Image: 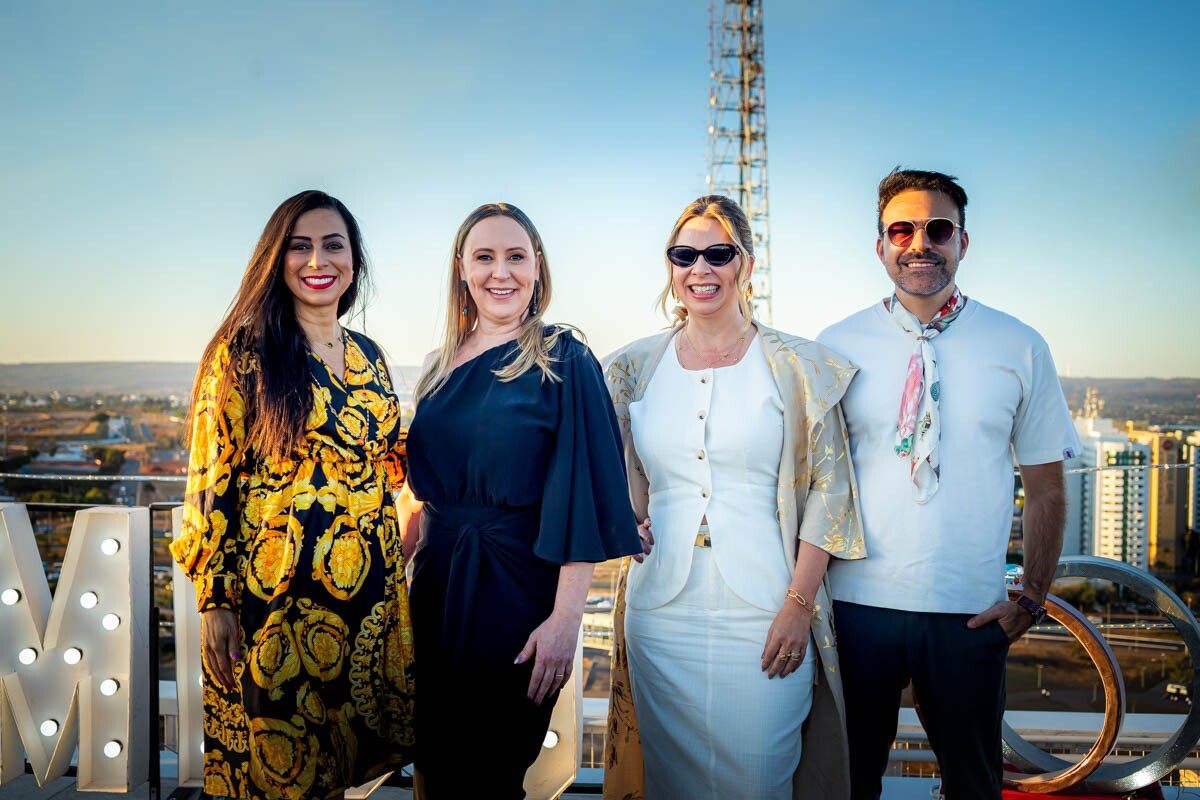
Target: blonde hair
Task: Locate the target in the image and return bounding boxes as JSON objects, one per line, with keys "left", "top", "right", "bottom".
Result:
{"left": 416, "top": 203, "right": 567, "bottom": 400}
{"left": 656, "top": 195, "right": 756, "bottom": 327}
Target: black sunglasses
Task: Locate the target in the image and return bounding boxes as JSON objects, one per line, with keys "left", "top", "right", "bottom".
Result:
{"left": 666, "top": 244, "right": 739, "bottom": 268}
{"left": 884, "top": 218, "right": 962, "bottom": 247}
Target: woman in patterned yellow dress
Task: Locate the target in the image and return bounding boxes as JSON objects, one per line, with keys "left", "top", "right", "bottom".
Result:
{"left": 170, "top": 190, "right": 415, "bottom": 800}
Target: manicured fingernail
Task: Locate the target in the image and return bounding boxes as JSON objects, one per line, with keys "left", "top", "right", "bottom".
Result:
{"left": 230, "top": 652, "right": 242, "bottom": 661}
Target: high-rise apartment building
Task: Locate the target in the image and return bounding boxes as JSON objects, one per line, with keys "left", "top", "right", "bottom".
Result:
{"left": 1068, "top": 416, "right": 1151, "bottom": 570}
{"left": 1063, "top": 464, "right": 1084, "bottom": 558}
{"left": 1128, "top": 428, "right": 1188, "bottom": 575}
{"left": 1187, "top": 432, "right": 1200, "bottom": 570}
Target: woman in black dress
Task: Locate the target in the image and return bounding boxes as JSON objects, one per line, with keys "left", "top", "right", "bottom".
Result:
{"left": 400, "top": 203, "right": 643, "bottom": 798}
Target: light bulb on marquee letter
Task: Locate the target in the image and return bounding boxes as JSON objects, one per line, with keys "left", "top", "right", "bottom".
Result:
{"left": 79, "top": 591, "right": 99, "bottom": 608}
{"left": 63, "top": 647, "right": 83, "bottom": 665}
{"left": 100, "top": 538, "right": 121, "bottom": 555}
{"left": 18, "top": 647, "right": 38, "bottom": 664}
{"left": 101, "top": 613, "right": 120, "bottom": 630}
{"left": 1, "top": 588, "right": 19, "bottom": 605}
{"left": 103, "top": 741, "right": 123, "bottom": 758}
{"left": 40, "top": 720, "right": 59, "bottom": 737}
{"left": 100, "top": 678, "right": 120, "bottom": 696}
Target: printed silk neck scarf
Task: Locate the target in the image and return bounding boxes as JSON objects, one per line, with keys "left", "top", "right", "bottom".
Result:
{"left": 887, "top": 288, "right": 967, "bottom": 503}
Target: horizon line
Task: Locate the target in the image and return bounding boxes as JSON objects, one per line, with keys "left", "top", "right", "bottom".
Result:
{"left": 1, "top": 360, "right": 1199, "bottom": 382}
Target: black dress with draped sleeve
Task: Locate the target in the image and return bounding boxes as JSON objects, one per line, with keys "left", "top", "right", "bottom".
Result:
{"left": 406, "top": 329, "right": 641, "bottom": 798}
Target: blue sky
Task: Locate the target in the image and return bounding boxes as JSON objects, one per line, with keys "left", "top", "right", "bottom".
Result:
{"left": 3, "top": 1, "right": 1197, "bottom": 377}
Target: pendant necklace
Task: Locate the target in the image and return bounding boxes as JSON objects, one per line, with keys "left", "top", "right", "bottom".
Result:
{"left": 324, "top": 328, "right": 345, "bottom": 349}
{"left": 683, "top": 324, "right": 748, "bottom": 368}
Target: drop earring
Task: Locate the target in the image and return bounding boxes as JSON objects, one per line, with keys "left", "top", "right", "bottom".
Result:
{"left": 528, "top": 280, "right": 539, "bottom": 317}
{"left": 459, "top": 280, "right": 469, "bottom": 327}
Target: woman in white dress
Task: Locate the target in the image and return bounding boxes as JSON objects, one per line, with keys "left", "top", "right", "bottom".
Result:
{"left": 603, "top": 196, "right": 866, "bottom": 800}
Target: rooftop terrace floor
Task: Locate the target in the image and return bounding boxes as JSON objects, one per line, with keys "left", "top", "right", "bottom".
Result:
{"left": 7, "top": 775, "right": 1199, "bottom": 800}
{"left": 0, "top": 775, "right": 947, "bottom": 800}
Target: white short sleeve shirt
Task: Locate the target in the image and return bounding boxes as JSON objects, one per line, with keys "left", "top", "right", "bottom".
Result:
{"left": 817, "top": 299, "right": 1081, "bottom": 614}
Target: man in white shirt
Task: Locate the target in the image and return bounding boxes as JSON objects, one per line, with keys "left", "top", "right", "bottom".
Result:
{"left": 817, "top": 168, "right": 1080, "bottom": 799}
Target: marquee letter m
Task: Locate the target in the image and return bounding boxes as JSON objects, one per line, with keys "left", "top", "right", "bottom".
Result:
{"left": 0, "top": 503, "right": 149, "bottom": 791}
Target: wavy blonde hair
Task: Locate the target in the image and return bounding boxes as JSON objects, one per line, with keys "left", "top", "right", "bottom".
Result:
{"left": 656, "top": 195, "right": 756, "bottom": 327}
{"left": 416, "top": 203, "right": 567, "bottom": 400}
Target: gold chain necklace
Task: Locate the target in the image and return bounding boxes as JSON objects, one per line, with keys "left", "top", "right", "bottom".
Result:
{"left": 323, "top": 327, "right": 345, "bottom": 349}
{"left": 682, "top": 324, "right": 748, "bottom": 368}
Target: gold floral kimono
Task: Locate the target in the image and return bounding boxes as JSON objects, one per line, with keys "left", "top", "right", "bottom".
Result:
{"left": 170, "top": 332, "right": 415, "bottom": 800}
{"left": 602, "top": 322, "right": 864, "bottom": 800}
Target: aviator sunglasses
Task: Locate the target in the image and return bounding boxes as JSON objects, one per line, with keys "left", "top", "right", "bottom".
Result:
{"left": 666, "top": 243, "right": 740, "bottom": 268}
{"left": 884, "top": 218, "right": 962, "bottom": 248}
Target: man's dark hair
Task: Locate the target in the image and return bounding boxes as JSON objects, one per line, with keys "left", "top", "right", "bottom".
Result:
{"left": 877, "top": 167, "right": 968, "bottom": 234}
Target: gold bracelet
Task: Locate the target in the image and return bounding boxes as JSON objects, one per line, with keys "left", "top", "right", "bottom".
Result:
{"left": 786, "top": 589, "right": 821, "bottom": 620}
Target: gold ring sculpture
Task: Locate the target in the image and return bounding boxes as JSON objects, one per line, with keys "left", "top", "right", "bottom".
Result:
{"left": 1000, "top": 586, "right": 1125, "bottom": 793}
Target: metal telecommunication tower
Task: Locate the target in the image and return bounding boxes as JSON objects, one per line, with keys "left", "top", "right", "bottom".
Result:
{"left": 706, "top": 0, "right": 772, "bottom": 323}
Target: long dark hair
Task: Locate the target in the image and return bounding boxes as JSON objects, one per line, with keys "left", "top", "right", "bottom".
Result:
{"left": 187, "top": 190, "right": 371, "bottom": 460}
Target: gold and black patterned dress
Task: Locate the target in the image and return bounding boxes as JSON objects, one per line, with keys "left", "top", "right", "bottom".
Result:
{"left": 170, "top": 331, "right": 415, "bottom": 800}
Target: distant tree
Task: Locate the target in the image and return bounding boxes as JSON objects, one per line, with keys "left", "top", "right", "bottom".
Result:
{"left": 0, "top": 452, "right": 34, "bottom": 472}
{"left": 1183, "top": 530, "right": 1200, "bottom": 577}
{"left": 1053, "top": 581, "right": 1098, "bottom": 610}
{"left": 28, "top": 489, "right": 63, "bottom": 504}
{"left": 83, "top": 487, "right": 109, "bottom": 504}
{"left": 1167, "top": 654, "right": 1193, "bottom": 685}
{"left": 87, "top": 447, "right": 125, "bottom": 474}
{"left": 91, "top": 411, "right": 110, "bottom": 424}
{"left": 1054, "top": 583, "right": 1080, "bottom": 606}
{"left": 155, "top": 434, "right": 183, "bottom": 450}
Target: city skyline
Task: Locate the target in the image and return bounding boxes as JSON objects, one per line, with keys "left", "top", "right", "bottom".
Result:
{"left": 3, "top": 1, "right": 1198, "bottom": 377}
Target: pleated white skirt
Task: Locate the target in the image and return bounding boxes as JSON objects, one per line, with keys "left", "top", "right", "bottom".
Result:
{"left": 624, "top": 546, "right": 816, "bottom": 800}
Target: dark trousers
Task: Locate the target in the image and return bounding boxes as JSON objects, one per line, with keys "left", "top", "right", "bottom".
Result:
{"left": 834, "top": 601, "right": 1010, "bottom": 800}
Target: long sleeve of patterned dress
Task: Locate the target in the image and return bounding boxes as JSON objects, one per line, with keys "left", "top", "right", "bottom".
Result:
{"left": 170, "top": 342, "right": 250, "bottom": 612}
